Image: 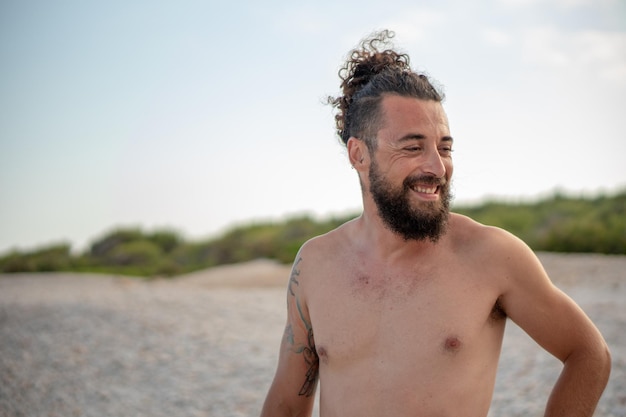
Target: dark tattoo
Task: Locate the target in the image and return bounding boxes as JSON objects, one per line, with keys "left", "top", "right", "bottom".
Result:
{"left": 284, "top": 324, "right": 295, "bottom": 345}
{"left": 298, "top": 327, "right": 319, "bottom": 397}
{"left": 288, "top": 257, "right": 302, "bottom": 296}
{"left": 285, "top": 256, "right": 319, "bottom": 397}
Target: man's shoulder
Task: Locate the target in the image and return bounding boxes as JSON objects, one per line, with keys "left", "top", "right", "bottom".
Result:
{"left": 446, "top": 213, "right": 541, "bottom": 286}
{"left": 299, "top": 220, "right": 353, "bottom": 258}
{"left": 448, "top": 212, "right": 492, "bottom": 236}
{"left": 448, "top": 212, "right": 526, "bottom": 253}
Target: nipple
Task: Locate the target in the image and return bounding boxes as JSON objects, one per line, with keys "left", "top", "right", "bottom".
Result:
{"left": 443, "top": 336, "right": 462, "bottom": 352}
{"left": 317, "top": 345, "right": 329, "bottom": 364}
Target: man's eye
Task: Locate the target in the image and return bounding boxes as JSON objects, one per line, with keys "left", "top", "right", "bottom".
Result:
{"left": 405, "top": 146, "right": 422, "bottom": 152}
{"left": 439, "top": 147, "right": 454, "bottom": 155}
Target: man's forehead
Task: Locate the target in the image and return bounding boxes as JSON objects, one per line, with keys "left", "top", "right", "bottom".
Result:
{"left": 379, "top": 95, "right": 450, "bottom": 134}
{"left": 381, "top": 94, "right": 446, "bottom": 116}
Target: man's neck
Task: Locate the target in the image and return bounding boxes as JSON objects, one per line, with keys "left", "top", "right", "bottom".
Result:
{"left": 354, "top": 210, "right": 445, "bottom": 262}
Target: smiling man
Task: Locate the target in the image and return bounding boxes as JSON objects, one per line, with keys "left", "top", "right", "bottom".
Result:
{"left": 260, "top": 30, "right": 610, "bottom": 417}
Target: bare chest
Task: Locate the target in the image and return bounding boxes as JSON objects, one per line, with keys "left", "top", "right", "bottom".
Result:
{"left": 307, "top": 264, "right": 504, "bottom": 367}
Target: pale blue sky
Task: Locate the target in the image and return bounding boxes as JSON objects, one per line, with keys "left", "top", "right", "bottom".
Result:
{"left": 1, "top": 0, "right": 625, "bottom": 253}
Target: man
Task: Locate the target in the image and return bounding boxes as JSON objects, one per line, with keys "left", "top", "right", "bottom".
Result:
{"left": 260, "top": 30, "right": 610, "bottom": 417}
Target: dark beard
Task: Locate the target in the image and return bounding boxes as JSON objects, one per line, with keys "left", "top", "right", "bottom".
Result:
{"left": 369, "top": 160, "right": 452, "bottom": 242}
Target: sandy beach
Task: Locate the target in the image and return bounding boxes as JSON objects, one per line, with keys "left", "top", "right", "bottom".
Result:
{"left": 1, "top": 253, "right": 625, "bottom": 417}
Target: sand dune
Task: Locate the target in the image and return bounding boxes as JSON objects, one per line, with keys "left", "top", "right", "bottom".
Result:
{"left": 177, "top": 258, "right": 292, "bottom": 288}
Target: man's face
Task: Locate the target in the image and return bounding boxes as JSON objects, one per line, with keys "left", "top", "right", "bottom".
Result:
{"left": 369, "top": 157, "right": 452, "bottom": 242}
{"left": 366, "top": 96, "right": 454, "bottom": 242}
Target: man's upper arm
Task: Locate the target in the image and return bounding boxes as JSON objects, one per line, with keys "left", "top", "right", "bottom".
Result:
{"left": 498, "top": 233, "right": 607, "bottom": 362}
{"left": 261, "top": 254, "right": 318, "bottom": 416}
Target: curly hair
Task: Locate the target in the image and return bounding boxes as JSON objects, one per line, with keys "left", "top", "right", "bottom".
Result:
{"left": 328, "top": 30, "right": 445, "bottom": 150}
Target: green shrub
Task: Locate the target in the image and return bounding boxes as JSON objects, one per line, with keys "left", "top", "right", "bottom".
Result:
{"left": 1, "top": 190, "right": 623, "bottom": 277}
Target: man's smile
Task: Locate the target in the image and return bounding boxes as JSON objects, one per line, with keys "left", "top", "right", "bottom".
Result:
{"left": 406, "top": 178, "right": 447, "bottom": 201}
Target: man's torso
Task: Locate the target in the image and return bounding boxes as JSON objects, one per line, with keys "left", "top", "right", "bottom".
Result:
{"left": 301, "top": 214, "right": 509, "bottom": 416}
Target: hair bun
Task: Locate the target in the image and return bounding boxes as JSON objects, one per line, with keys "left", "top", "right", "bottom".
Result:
{"left": 341, "top": 30, "right": 411, "bottom": 99}
{"left": 328, "top": 30, "right": 412, "bottom": 143}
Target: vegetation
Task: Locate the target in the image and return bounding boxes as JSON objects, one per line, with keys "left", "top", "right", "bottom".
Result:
{"left": 1, "top": 191, "right": 624, "bottom": 277}
{"left": 454, "top": 191, "right": 626, "bottom": 254}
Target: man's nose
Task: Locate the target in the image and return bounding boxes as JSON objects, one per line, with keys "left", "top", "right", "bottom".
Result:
{"left": 422, "top": 149, "right": 447, "bottom": 178}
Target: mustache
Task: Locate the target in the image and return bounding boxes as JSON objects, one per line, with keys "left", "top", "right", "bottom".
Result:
{"left": 404, "top": 175, "right": 447, "bottom": 189}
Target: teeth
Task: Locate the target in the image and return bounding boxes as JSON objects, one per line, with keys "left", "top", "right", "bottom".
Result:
{"left": 416, "top": 186, "right": 437, "bottom": 194}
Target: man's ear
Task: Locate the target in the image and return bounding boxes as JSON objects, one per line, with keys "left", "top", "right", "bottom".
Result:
{"left": 347, "top": 137, "right": 368, "bottom": 170}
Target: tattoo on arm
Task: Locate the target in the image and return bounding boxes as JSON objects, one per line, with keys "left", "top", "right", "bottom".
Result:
{"left": 298, "top": 326, "right": 319, "bottom": 397}
{"left": 288, "top": 257, "right": 302, "bottom": 296}
{"left": 284, "top": 257, "right": 319, "bottom": 397}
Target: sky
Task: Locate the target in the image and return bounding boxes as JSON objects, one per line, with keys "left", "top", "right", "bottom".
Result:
{"left": 1, "top": 0, "right": 625, "bottom": 254}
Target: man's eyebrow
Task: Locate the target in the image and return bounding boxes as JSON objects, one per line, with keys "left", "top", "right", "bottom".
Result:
{"left": 397, "top": 134, "right": 454, "bottom": 143}
{"left": 442, "top": 136, "right": 454, "bottom": 143}
{"left": 397, "top": 133, "right": 426, "bottom": 142}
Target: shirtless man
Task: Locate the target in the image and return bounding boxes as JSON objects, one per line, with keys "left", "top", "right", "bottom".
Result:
{"left": 260, "top": 30, "right": 610, "bottom": 417}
